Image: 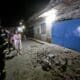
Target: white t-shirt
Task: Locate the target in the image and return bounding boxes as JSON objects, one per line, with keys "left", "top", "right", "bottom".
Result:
{"left": 13, "top": 33, "right": 22, "bottom": 49}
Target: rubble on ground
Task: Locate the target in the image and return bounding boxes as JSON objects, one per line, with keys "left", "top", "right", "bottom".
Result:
{"left": 5, "top": 41, "right": 80, "bottom": 80}
{"left": 36, "top": 45, "right": 80, "bottom": 80}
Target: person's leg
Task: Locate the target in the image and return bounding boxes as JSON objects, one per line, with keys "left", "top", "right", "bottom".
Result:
{"left": 18, "top": 40, "right": 22, "bottom": 55}
{"left": 14, "top": 41, "right": 19, "bottom": 55}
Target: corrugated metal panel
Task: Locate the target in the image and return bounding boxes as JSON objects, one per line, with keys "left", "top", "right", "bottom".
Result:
{"left": 51, "top": 19, "right": 80, "bottom": 52}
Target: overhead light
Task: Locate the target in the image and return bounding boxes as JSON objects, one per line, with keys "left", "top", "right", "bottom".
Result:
{"left": 17, "top": 25, "right": 25, "bottom": 32}
{"left": 39, "top": 8, "right": 57, "bottom": 32}
{"left": 39, "top": 8, "right": 57, "bottom": 24}
{"left": 39, "top": 8, "right": 57, "bottom": 18}
{"left": 45, "top": 14, "right": 56, "bottom": 24}
{"left": 17, "top": 27, "right": 23, "bottom": 32}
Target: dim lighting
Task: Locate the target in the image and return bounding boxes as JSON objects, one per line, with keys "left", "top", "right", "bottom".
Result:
{"left": 22, "top": 25, "right": 25, "bottom": 29}
{"left": 19, "top": 22, "right": 22, "bottom": 25}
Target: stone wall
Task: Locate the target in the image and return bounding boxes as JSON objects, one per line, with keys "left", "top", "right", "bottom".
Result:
{"left": 32, "top": 0, "right": 80, "bottom": 42}
{"left": 56, "top": 0, "right": 80, "bottom": 20}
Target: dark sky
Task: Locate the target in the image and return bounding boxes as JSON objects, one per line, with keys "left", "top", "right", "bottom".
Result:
{"left": 0, "top": 0, "right": 50, "bottom": 27}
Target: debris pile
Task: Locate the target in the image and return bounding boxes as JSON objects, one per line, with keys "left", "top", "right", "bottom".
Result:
{"left": 37, "top": 46, "right": 80, "bottom": 80}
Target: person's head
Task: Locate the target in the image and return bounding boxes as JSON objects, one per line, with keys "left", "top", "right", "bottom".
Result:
{"left": 15, "top": 31, "right": 18, "bottom": 34}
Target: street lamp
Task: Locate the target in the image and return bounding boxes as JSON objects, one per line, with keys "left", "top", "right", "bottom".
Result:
{"left": 39, "top": 8, "right": 57, "bottom": 31}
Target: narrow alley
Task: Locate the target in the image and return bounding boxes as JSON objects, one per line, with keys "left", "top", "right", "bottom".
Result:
{"left": 0, "top": 0, "right": 80, "bottom": 80}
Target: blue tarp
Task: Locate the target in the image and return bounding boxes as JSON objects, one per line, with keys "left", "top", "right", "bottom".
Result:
{"left": 51, "top": 19, "right": 80, "bottom": 52}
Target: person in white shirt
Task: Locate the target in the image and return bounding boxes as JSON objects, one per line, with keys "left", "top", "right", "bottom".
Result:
{"left": 13, "top": 31, "right": 22, "bottom": 55}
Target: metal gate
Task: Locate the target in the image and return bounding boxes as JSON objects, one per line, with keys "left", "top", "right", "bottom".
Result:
{"left": 51, "top": 19, "right": 80, "bottom": 52}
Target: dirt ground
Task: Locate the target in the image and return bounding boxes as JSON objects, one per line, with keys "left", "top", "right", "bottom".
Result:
{"left": 5, "top": 40, "right": 80, "bottom": 80}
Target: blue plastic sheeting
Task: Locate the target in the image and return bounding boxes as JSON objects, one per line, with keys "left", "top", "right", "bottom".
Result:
{"left": 51, "top": 19, "right": 80, "bottom": 52}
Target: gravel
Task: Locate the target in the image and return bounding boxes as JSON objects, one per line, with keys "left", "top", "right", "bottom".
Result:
{"left": 5, "top": 40, "right": 80, "bottom": 80}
